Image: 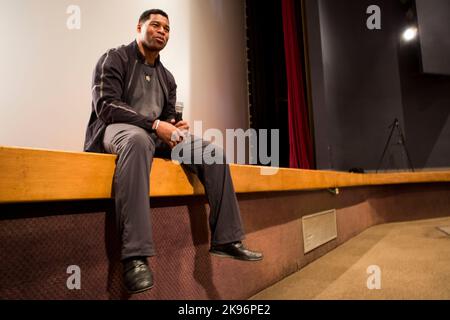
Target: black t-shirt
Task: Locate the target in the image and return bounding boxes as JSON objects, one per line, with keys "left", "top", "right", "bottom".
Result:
{"left": 129, "top": 63, "right": 164, "bottom": 121}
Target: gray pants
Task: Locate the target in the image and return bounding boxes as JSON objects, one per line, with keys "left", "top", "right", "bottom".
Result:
{"left": 103, "top": 123, "right": 245, "bottom": 260}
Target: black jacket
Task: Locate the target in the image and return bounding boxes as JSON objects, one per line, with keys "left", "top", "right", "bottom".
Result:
{"left": 83, "top": 41, "right": 177, "bottom": 153}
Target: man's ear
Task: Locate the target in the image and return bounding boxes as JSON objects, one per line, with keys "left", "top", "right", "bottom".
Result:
{"left": 137, "top": 23, "right": 142, "bottom": 33}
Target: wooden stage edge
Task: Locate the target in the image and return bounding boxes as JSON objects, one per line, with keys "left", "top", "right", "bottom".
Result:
{"left": 1, "top": 145, "right": 449, "bottom": 203}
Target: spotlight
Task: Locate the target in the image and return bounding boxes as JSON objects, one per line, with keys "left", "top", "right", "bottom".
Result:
{"left": 402, "top": 27, "right": 418, "bottom": 41}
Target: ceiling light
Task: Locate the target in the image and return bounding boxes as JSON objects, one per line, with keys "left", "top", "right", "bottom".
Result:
{"left": 402, "top": 27, "right": 418, "bottom": 41}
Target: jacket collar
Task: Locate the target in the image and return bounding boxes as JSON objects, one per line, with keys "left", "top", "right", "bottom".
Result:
{"left": 132, "top": 40, "right": 160, "bottom": 65}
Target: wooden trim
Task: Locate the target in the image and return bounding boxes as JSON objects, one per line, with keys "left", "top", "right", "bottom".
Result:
{"left": 1, "top": 146, "right": 449, "bottom": 203}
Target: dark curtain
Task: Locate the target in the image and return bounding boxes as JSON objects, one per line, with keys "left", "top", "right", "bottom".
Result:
{"left": 246, "top": 0, "right": 289, "bottom": 168}
{"left": 281, "top": 0, "right": 314, "bottom": 169}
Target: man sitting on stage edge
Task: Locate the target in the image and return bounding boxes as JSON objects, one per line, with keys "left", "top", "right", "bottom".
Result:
{"left": 83, "top": 9, "right": 263, "bottom": 294}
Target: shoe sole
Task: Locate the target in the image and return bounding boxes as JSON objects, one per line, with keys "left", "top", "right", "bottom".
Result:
{"left": 127, "top": 283, "right": 154, "bottom": 294}
{"left": 209, "top": 250, "right": 263, "bottom": 261}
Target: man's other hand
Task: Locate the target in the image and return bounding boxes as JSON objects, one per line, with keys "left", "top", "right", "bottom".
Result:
{"left": 174, "top": 120, "right": 190, "bottom": 131}
{"left": 156, "top": 120, "right": 182, "bottom": 148}
{"left": 172, "top": 119, "right": 190, "bottom": 143}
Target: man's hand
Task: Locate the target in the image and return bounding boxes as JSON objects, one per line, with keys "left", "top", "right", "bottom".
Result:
{"left": 175, "top": 120, "right": 190, "bottom": 131}
{"left": 155, "top": 120, "right": 183, "bottom": 148}
{"left": 172, "top": 119, "right": 190, "bottom": 142}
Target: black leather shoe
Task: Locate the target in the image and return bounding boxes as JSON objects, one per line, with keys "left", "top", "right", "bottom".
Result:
{"left": 210, "top": 242, "right": 263, "bottom": 261}
{"left": 122, "top": 258, "right": 154, "bottom": 294}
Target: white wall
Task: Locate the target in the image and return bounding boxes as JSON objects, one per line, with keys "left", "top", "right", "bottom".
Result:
{"left": 0, "top": 0, "right": 249, "bottom": 151}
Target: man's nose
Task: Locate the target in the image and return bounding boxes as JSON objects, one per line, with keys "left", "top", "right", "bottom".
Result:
{"left": 157, "top": 27, "right": 167, "bottom": 35}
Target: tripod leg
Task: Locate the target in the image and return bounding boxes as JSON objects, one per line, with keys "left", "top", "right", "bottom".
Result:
{"left": 398, "top": 127, "right": 415, "bottom": 172}
{"left": 376, "top": 123, "right": 397, "bottom": 173}
{"left": 405, "top": 148, "right": 415, "bottom": 172}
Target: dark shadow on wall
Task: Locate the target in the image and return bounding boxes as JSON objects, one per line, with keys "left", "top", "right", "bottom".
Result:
{"left": 306, "top": 0, "right": 450, "bottom": 171}
{"left": 246, "top": 0, "right": 290, "bottom": 168}
{"left": 186, "top": 203, "right": 221, "bottom": 299}
{"left": 375, "top": 0, "right": 450, "bottom": 170}
{"left": 104, "top": 204, "right": 130, "bottom": 300}
{"left": 396, "top": 4, "right": 450, "bottom": 169}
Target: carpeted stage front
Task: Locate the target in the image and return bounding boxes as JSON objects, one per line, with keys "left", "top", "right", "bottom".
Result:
{"left": 1, "top": 146, "right": 449, "bottom": 299}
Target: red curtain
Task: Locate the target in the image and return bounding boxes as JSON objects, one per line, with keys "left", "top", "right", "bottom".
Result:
{"left": 281, "top": 0, "right": 314, "bottom": 169}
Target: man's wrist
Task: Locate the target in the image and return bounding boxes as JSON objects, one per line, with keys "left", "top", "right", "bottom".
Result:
{"left": 152, "top": 119, "right": 161, "bottom": 132}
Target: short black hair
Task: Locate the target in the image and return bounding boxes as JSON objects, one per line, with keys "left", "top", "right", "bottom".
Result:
{"left": 139, "top": 9, "right": 169, "bottom": 24}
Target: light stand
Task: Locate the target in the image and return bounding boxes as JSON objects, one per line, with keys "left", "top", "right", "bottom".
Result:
{"left": 376, "top": 118, "right": 415, "bottom": 173}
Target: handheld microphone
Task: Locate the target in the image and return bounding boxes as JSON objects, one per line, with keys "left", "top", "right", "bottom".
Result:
{"left": 175, "top": 101, "right": 184, "bottom": 123}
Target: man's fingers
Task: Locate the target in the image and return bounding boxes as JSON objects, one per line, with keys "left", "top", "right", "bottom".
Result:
{"left": 170, "top": 130, "right": 180, "bottom": 143}
{"left": 175, "top": 121, "right": 185, "bottom": 127}
{"left": 175, "top": 121, "right": 190, "bottom": 130}
{"left": 179, "top": 129, "right": 189, "bottom": 140}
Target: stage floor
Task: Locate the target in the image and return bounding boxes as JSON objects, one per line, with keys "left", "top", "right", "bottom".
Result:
{"left": 251, "top": 216, "right": 450, "bottom": 300}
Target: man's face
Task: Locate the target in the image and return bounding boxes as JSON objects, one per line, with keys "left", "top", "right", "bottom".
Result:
{"left": 137, "top": 14, "right": 170, "bottom": 52}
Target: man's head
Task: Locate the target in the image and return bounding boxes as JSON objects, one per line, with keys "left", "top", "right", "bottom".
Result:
{"left": 137, "top": 9, "right": 170, "bottom": 53}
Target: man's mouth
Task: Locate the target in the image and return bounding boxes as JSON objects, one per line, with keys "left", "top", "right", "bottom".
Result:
{"left": 155, "top": 37, "right": 165, "bottom": 43}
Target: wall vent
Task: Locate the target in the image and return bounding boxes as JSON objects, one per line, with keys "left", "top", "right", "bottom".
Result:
{"left": 302, "top": 209, "right": 337, "bottom": 253}
{"left": 437, "top": 226, "right": 450, "bottom": 236}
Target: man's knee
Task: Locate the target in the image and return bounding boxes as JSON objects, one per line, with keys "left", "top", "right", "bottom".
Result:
{"left": 123, "top": 130, "right": 155, "bottom": 154}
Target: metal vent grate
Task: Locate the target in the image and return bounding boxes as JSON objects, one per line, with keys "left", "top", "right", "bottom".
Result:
{"left": 437, "top": 226, "right": 450, "bottom": 236}
{"left": 302, "top": 209, "right": 337, "bottom": 253}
